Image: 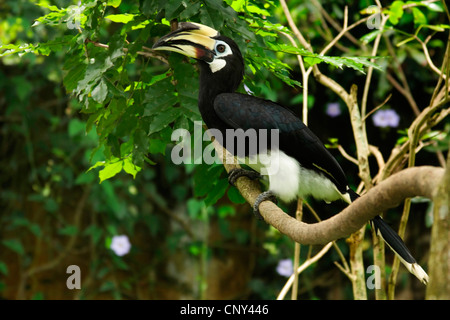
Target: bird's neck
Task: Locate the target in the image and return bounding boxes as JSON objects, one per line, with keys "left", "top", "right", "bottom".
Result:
{"left": 197, "top": 62, "right": 242, "bottom": 128}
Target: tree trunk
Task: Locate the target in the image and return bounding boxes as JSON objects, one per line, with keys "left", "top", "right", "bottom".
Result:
{"left": 426, "top": 150, "right": 450, "bottom": 299}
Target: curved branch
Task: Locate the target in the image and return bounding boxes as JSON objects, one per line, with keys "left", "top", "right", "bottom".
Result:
{"left": 277, "top": 242, "right": 334, "bottom": 300}
{"left": 214, "top": 140, "right": 444, "bottom": 245}
{"left": 260, "top": 166, "right": 442, "bottom": 245}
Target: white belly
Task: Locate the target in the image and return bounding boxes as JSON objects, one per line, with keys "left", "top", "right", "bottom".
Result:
{"left": 241, "top": 150, "right": 343, "bottom": 204}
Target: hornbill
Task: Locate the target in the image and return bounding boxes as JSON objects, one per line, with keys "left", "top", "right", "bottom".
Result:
{"left": 153, "top": 22, "right": 429, "bottom": 285}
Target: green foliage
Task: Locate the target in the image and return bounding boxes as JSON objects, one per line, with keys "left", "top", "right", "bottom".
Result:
{"left": 1, "top": 0, "right": 448, "bottom": 300}
{"left": 0, "top": 0, "right": 385, "bottom": 186}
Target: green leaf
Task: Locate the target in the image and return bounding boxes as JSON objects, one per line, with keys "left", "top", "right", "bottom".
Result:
{"left": 200, "top": 5, "right": 224, "bottom": 30}
{"left": 421, "top": 24, "right": 450, "bottom": 32}
{"left": 101, "top": 181, "right": 122, "bottom": 216}
{"left": 189, "top": 244, "right": 201, "bottom": 256}
{"left": 411, "top": 7, "right": 427, "bottom": 26}
{"left": 388, "top": 1, "right": 404, "bottom": 25}
{"left": 2, "top": 239, "right": 25, "bottom": 255}
{"left": 132, "top": 128, "right": 149, "bottom": 167}
{"left": 108, "top": 34, "right": 125, "bottom": 61}
{"left": 75, "top": 171, "right": 96, "bottom": 185}
{"left": 68, "top": 118, "right": 86, "bottom": 137}
{"left": 304, "top": 55, "right": 382, "bottom": 74}
{"left": 88, "top": 160, "right": 107, "bottom": 172}
{"left": 230, "top": 0, "right": 245, "bottom": 12}
{"left": 267, "top": 43, "right": 382, "bottom": 74}
{"left": 180, "top": 2, "right": 201, "bottom": 20}
{"left": 28, "top": 223, "right": 42, "bottom": 237}
{"left": 75, "top": 55, "right": 114, "bottom": 99}
{"left": 340, "top": 56, "right": 383, "bottom": 73}
{"left": 31, "top": 292, "right": 45, "bottom": 300}
{"left": 217, "top": 205, "right": 236, "bottom": 218}
{"left": 360, "top": 30, "right": 382, "bottom": 44}
{"left": 144, "top": 78, "right": 179, "bottom": 117}
{"left": 105, "top": 14, "right": 136, "bottom": 24}
{"left": 165, "top": 1, "right": 184, "bottom": 20}
{"left": 0, "top": 261, "right": 8, "bottom": 276}
{"left": 84, "top": 225, "right": 103, "bottom": 245}
{"left": 12, "top": 76, "right": 33, "bottom": 101}
{"left": 99, "top": 159, "right": 123, "bottom": 183}
{"left": 123, "top": 157, "right": 142, "bottom": 179}
{"left": 194, "top": 164, "right": 212, "bottom": 197}
{"left": 227, "top": 186, "right": 246, "bottom": 204}
{"left": 58, "top": 225, "right": 78, "bottom": 236}
{"left": 115, "top": 104, "right": 139, "bottom": 138}
{"left": 204, "top": 178, "right": 229, "bottom": 206}
{"left": 148, "top": 138, "right": 167, "bottom": 155}
{"left": 148, "top": 107, "right": 183, "bottom": 135}
{"left": 95, "top": 98, "right": 126, "bottom": 139}
{"left": 420, "top": 2, "right": 443, "bottom": 12}
{"left": 112, "top": 254, "right": 129, "bottom": 270}
{"left": 91, "top": 79, "right": 108, "bottom": 103}
{"left": 194, "top": 164, "right": 224, "bottom": 197}
{"left": 302, "top": 55, "right": 321, "bottom": 68}
{"left": 107, "top": 0, "right": 122, "bottom": 8}
{"left": 187, "top": 198, "right": 204, "bottom": 219}
{"left": 63, "top": 63, "right": 87, "bottom": 92}
{"left": 247, "top": 4, "right": 271, "bottom": 16}
{"left": 34, "top": 2, "right": 62, "bottom": 12}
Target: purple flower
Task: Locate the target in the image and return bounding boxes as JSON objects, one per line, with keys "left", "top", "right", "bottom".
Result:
{"left": 372, "top": 109, "right": 400, "bottom": 128}
{"left": 110, "top": 235, "right": 131, "bottom": 256}
{"left": 276, "top": 259, "right": 293, "bottom": 277}
{"left": 326, "top": 102, "right": 341, "bottom": 117}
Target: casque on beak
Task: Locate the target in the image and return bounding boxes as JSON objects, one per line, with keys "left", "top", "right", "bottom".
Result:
{"left": 152, "top": 22, "right": 219, "bottom": 62}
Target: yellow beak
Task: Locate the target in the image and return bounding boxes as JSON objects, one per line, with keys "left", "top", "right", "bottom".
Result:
{"left": 152, "top": 22, "right": 219, "bottom": 62}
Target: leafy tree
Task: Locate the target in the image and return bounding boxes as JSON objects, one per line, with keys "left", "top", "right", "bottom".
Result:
{"left": 1, "top": 0, "right": 448, "bottom": 300}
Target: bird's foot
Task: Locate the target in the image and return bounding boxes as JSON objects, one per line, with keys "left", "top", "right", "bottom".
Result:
{"left": 253, "top": 191, "right": 278, "bottom": 221}
{"left": 228, "top": 168, "right": 261, "bottom": 187}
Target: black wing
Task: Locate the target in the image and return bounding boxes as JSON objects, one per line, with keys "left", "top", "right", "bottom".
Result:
{"left": 214, "top": 92, "right": 349, "bottom": 193}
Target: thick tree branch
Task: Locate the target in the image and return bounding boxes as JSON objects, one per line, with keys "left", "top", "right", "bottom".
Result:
{"left": 264, "top": 166, "right": 442, "bottom": 245}
{"left": 214, "top": 139, "right": 444, "bottom": 245}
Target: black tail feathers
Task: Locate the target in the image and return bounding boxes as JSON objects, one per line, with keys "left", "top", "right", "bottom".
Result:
{"left": 345, "top": 188, "right": 428, "bottom": 284}
{"left": 370, "top": 216, "right": 416, "bottom": 264}
{"left": 370, "top": 216, "right": 429, "bottom": 284}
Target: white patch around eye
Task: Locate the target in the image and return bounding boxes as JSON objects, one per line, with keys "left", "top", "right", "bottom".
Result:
{"left": 207, "top": 40, "right": 232, "bottom": 73}
{"left": 214, "top": 40, "right": 232, "bottom": 58}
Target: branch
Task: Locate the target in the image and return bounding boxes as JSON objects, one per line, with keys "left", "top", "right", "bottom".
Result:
{"left": 214, "top": 138, "right": 444, "bottom": 245}
{"left": 84, "top": 39, "right": 169, "bottom": 64}
{"left": 17, "top": 186, "right": 90, "bottom": 299}
{"left": 277, "top": 242, "right": 333, "bottom": 300}
{"left": 416, "top": 36, "right": 448, "bottom": 80}
{"left": 381, "top": 96, "right": 450, "bottom": 180}
{"left": 384, "top": 37, "right": 421, "bottom": 116}
{"left": 311, "top": 0, "right": 362, "bottom": 48}
{"left": 273, "top": 166, "right": 442, "bottom": 245}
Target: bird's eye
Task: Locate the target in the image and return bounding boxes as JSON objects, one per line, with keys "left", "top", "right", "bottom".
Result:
{"left": 216, "top": 44, "right": 226, "bottom": 53}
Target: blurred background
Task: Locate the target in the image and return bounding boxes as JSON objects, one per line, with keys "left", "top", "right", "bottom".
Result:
{"left": 0, "top": 0, "right": 448, "bottom": 299}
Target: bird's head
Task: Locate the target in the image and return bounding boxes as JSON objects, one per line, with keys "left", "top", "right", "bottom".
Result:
{"left": 153, "top": 22, "right": 244, "bottom": 82}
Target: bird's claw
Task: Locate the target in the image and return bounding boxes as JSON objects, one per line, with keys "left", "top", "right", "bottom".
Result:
{"left": 253, "top": 191, "right": 278, "bottom": 221}
{"left": 228, "top": 168, "right": 261, "bottom": 187}
{"left": 228, "top": 169, "right": 276, "bottom": 221}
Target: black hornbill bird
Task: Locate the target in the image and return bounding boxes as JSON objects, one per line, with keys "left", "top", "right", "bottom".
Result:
{"left": 153, "top": 22, "right": 428, "bottom": 284}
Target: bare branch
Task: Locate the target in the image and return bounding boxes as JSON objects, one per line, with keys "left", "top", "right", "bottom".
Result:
{"left": 277, "top": 242, "right": 333, "bottom": 300}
